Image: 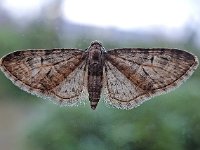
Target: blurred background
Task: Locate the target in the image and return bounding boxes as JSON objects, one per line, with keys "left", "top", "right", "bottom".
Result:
{"left": 0, "top": 0, "right": 200, "bottom": 150}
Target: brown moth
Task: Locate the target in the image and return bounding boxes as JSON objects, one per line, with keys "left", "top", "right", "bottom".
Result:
{"left": 0, "top": 41, "right": 199, "bottom": 110}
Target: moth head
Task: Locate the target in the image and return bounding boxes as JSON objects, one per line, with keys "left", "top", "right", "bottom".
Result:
{"left": 86, "top": 40, "right": 106, "bottom": 53}
{"left": 90, "top": 40, "right": 102, "bottom": 47}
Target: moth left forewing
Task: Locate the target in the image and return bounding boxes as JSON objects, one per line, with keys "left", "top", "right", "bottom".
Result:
{"left": 103, "top": 48, "right": 198, "bottom": 109}
{"left": 0, "top": 49, "right": 88, "bottom": 106}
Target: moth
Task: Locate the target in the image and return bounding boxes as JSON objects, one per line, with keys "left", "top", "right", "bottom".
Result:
{"left": 0, "top": 41, "right": 198, "bottom": 110}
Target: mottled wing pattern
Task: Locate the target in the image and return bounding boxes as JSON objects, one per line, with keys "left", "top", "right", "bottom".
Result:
{"left": 0, "top": 49, "right": 88, "bottom": 106}
{"left": 104, "top": 48, "right": 198, "bottom": 109}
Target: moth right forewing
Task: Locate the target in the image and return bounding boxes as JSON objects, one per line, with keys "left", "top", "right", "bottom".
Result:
{"left": 103, "top": 48, "right": 198, "bottom": 109}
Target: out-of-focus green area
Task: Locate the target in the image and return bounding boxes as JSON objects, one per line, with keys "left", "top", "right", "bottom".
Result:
{"left": 0, "top": 2, "right": 200, "bottom": 150}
